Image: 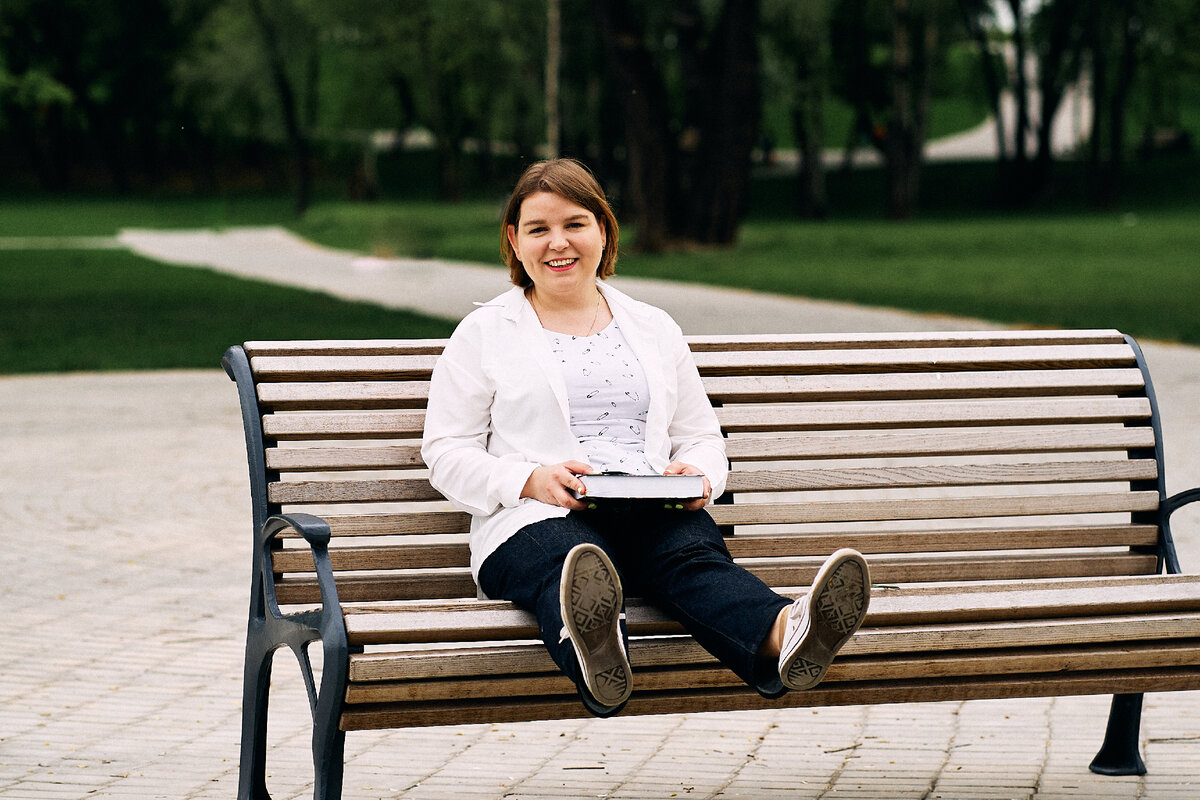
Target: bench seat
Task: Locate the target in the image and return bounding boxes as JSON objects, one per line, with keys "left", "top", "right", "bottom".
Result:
{"left": 223, "top": 329, "right": 1200, "bottom": 799}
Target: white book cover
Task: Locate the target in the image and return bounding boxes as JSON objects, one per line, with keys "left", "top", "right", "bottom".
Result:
{"left": 574, "top": 473, "right": 705, "bottom": 500}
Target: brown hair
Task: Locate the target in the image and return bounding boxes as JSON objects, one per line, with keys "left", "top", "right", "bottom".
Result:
{"left": 501, "top": 158, "right": 620, "bottom": 287}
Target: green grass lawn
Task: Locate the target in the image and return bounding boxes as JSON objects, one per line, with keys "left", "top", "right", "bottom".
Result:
{"left": 3, "top": 152, "right": 1198, "bottom": 375}
{"left": 289, "top": 198, "right": 1200, "bottom": 346}
{"left": 0, "top": 248, "right": 454, "bottom": 373}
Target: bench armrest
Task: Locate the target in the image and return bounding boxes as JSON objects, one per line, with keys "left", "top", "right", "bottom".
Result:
{"left": 1162, "top": 487, "right": 1200, "bottom": 519}
{"left": 263, "top": 512, "right": 331, "bottom": 548}
{"left": 1159, "top": 488, "right": 1200, "bottom": 575}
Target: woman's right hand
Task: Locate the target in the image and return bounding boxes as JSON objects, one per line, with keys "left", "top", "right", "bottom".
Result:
{"left": 521, "top": 461, "right": 594, "bottom": 510}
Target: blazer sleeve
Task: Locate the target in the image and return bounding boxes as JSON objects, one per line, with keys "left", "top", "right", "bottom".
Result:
{"left": 665, "top": 324, "right": 729, "bottom": 500}
{"left": 421, "top": 321, "right": 539, "bottom": 516}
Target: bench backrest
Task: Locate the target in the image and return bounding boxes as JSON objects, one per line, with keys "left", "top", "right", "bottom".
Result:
{"left": 224, "top": 329, "right": 1171, "bottom": 608}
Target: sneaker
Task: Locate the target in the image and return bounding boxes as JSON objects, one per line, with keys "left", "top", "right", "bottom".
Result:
{"left": 559, "top": 543, "right": 632, "bottom": 710}
{"left": 778, "top": 548, "right": 870, "bottom": 691}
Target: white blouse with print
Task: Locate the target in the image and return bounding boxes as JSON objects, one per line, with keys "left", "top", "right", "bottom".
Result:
{"left": 544, "top": 320, "right": 657, "bottom": 475}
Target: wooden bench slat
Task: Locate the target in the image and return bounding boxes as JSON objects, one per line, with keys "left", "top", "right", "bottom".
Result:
{"left": 267, "top": 459, "right": 1155, "bottom": 504}
{"left": 718, "top": 396, "right": 1150, "bottom": 432}
{"left": 253, "top": 369, "right": 1148, "bottom": 413}
{"left": 706, "top": 371, "right": 1147, "bottom": 403}
{"left": 263, "top": 413, "right": 426, "bottom": 442}
{"left": 286, "top": 551, "right": 1157, "bottom": 609}
{"left": 244, "top": 330, "right": 1126, "bottom": 359}
{"left": 341, "top": 576, "right": 1200, "bottom": 646}
{"left": 258, "top": 381, "right": 429, "bottom": 411}
{"left": 683, "top": 329, "right": 1127, "bottom": 352}
{"left": 338, "top": 668, "right": 1200, "bottom": 730}
{"left": 725, "top": 426, "right": 1156, "bottom": 461}
{"left": 270, "top": 477, "right": 443, "bottom": 504}
{"left": 267, "top": 445, "right": 427, "bottom": 471}
{"left": 347, "top": 591, "right": 1200, "bottom": 681}
{"left": 264, "top": 427, "right": 1158, "bottom": 481}
{"left": 723, "top": 459, "right": 1156, "bottom": 493}
{"left": 252, "top": 344, "right": 1135, "bottom": 383}
{"left": 706, "top": 490, "right": 1159, "bottom": 526}
{"left": 271, "top": 523, "right": 1158, "bottom": 572}
{"left": 324, "top": 511, "right": 472, "bottom": 536}
{"left": 258, "top": 398, "right": 1153, "bottom": 444}
{"left": 345, "top": 642, "right": 1200, "bottom": 703}
{"left": 690, "top": 344, "right": 1137, "bottom": 376}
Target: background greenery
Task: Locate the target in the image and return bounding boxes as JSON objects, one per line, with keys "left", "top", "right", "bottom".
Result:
{"left": 3, "top": 151, "right": 1197, "bottom": 375}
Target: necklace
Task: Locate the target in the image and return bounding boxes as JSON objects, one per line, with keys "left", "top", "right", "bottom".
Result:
{"left": 530, "top": 289, "right": 604, "bottom": 336}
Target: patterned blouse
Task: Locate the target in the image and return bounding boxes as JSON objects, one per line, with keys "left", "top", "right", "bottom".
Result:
{"left": 544, "top": 320, "right": 657, "bottom": 475}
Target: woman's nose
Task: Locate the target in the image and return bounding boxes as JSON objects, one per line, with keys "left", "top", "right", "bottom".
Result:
{"left": 549, "top": 230, "right": 568, "bottom": 249}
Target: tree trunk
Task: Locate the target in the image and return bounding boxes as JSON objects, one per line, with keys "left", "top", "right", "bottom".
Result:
{"left": 957, "top": 0, "right": 1007, "bottom": 161}
{"left": 884, "top": 0, "right": 937, "bottom": 220}
{"left": 1005, "top": 0, "right": 1031, "bottom": 165}
{"left": 594, "top": 0, "right": 761, "bottom": 250}
{"left": 545, "top": 0, "right": 562, "bottom": 158}
{"left": 793, "top": 33, "right": 828, "bottom": 219}
{"left": 247, "top": 0, "right": 312, "bottom": 216}
{"left": 682, "top": 0, "right": 761, "bottom": 244}
{"left": 593, "top": 0, "right": 677, "bottom": 252}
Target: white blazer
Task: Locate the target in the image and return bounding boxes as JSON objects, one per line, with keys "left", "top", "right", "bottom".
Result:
{"left": 421, "top": 281, "right": 729, "bottom": 580}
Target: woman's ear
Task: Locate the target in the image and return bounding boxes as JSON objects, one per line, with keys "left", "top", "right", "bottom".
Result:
{"left": 506, "top": 224, "right": 521, "bottom": 261}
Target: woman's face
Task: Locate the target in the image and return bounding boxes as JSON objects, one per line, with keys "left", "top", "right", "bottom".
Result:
{"left": 507, "top": 191, "right": 606, "bottom": 298}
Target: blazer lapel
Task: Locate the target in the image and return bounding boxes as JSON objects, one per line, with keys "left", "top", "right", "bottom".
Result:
{"left": 502, "top": 288, "right": 573, "bottom": 423}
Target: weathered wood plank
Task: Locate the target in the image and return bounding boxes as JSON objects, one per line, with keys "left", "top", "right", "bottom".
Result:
{"left": 244, "top": 330, "right": 1126, "bottom": 359}
{"left": 345, "top": 641, "right": 1200, "bottom": 703}
{"left": 724, "top": 426, "right": 1156, "bottom": 461}
{"left": 263, "top": 413, "right": 426, "bottom": 442}
{"left": 285, "top": 551, "right": 1157, "bottom": 612}
{"left": 253, "top": 344, "right": 1135, "bottom": 383}
{"left": 717, "top": 396, "right": 1150, "bottom": 431}
{"left": 337, "top": 667, "right": 1200, "bottom": 729}
{"left": 706, "top": 491, "right": 1159, "bottom": 525}
{"left": 341, "top": 577, "right": 1200, "bottom": 647}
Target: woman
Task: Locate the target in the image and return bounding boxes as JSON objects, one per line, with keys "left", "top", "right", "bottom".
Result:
{"left": 421, "top": 158, "right": 870, "bottom": 716}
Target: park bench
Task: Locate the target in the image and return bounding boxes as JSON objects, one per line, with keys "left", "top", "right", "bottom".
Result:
{"left": 223, "top": 328, "right": 1200, "bottom": 800}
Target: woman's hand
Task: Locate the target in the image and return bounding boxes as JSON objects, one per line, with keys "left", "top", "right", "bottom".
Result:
{"left": 521, "top": 461, "right": 594, "bottom": 510}
{"left": 663, "top": 461, "right": 711, "bottom": 512}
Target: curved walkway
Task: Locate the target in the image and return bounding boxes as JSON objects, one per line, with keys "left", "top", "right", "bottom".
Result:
{"left": 2, "top": 229, "right": 1198, "bottom": 799}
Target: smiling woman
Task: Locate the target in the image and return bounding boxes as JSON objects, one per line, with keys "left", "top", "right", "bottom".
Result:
{"left": 421, "top": 158, "right": 871, "bottom": 718}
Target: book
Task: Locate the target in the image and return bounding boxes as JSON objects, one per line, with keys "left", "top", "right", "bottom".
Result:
{"left": 573, "top": 472, "right": 706, "bottom": 501}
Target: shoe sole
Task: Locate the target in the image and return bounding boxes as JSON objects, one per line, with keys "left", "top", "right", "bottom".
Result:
{"left": 781, "top": 549, "right": 870, "bottom": 690}
{"left": 560, "top": 544, "right": 632, "bottom": 708}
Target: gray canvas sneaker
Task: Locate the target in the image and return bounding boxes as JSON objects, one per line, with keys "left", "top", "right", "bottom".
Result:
{"left": 559, "top": 543, "right": 632, "bottom": 709}
{"left": 778, "top": 548, "right": 871, "bottom": 690}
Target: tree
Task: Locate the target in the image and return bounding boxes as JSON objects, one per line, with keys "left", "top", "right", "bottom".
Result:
{"left": 1083, "top": 0, "right": 1146, "bottom": 207}
{"left": 762, "top": 0, "right": 833, "bottom": 219}
{"left": 593, "top": 0, "right": 762, "bottom": 251}
{"left": 245, "top": 0, "right": 320, "bottom": 215}
{"left": 0, "top": 0, "right": 205, "bottom": 190}
{"left": 884, "top": 0, "right": 943, "bottom": 219}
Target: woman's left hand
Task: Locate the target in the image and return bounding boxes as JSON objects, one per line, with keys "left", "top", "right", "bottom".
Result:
{"left": 663, "top": 461, "right": 711, "bottom": 512}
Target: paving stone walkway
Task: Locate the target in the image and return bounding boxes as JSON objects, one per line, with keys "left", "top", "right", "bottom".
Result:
{"left": 2, "top": 229, "right": 1198, "bottom": 799}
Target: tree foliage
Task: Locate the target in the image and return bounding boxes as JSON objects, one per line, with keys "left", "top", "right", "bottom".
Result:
{"left": 2, "top": 0, "right": 1198, "bottom": 225}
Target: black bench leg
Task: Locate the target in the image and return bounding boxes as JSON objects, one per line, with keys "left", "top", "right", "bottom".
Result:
{"left": 238, "top": 639, "right": 275, "bottom": 800}
{"left": 310, "top": 649, "right": 348, "bottom": 800}
{"left": 1089, "top": 693, "right": 1148, "bottom": 775}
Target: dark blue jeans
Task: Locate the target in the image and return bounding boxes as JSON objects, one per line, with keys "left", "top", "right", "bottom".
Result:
{"left": 477, "top": 508, "right": 792, "bottom": 700}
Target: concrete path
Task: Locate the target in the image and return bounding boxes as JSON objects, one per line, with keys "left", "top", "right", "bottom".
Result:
{"left": 2, "top": 228, "right": 1198, "bottom": 799}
